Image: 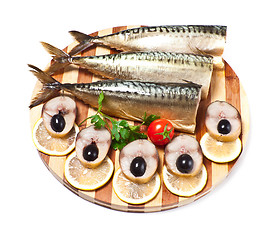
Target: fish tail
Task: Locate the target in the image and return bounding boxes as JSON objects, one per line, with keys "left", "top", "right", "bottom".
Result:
{"left": 41, "top": 42, "right": 71, "bottom": 75}
{"left": 28, "top": 64, "right": 61, "bottom": 108}
{"left": 68, "top": 30, "right": 96, "bottom": 56}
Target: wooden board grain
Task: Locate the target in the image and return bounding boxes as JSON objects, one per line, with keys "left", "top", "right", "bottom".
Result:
{"left": 29, "top": 25, "right": 250, "bottom": 212}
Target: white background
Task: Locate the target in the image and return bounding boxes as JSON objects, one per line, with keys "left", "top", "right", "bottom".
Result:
{"left": 1, "top": 1, "right": 277, "bottom": 239}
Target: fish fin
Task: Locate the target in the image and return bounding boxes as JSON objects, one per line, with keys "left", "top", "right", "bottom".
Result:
{"left": 41, "top": 42, "right": 71, "bottom": 75}
{"left": 29, "top": 88, "right": 60, "bottom": 109}
{"left": 181, "top": 79, "right": 202, "bottom": 88}
{"left": 28, "top": 64, "right": 58, "bottom": 84}
{"left": 68, "top": 30, "right": 96, "bottom": 56}
{"left": 28, "top": 64, "right": 61, "bottom": 108}
{"left": 187, "top": 40, "right": 207, "bottom": 56}
{"left": 195, "top": 47, "right": 208, "bottom": 56}
{"left": 69, "top": 31, "right": 93, "bottom": 43}
{"left": 45, "top": 61, "right": 69, "bottom": 75}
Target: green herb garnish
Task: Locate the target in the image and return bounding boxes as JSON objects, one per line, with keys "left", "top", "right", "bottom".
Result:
{"left": 79, "top": 91, "right": 160, "bottom": 150}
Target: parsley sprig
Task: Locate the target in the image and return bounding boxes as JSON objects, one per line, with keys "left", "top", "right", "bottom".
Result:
{"left": 79, "top": 91, "right": 160, "bottom": 150}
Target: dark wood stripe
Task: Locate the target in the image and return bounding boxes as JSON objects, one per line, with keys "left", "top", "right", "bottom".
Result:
{"left": 112, "top": 26, "right": 128, "bottom": 34}
{"left": 159, "top": 144, "right": 179, "bottom": 207}
{"left": 94, "top": 147, "right": 117, "bottom": 207}
{"left": 75, "top": 38, "right": 96, "bottom": 128}
{"left": 162, "top": 183, "right": 179, "bottom": 207}
{"left": 95, "top": 178, "right": 113, "bottom": 206}
{"left": 93, "top": 29, "right": 114, "bottom": 205}
{"left": 225, "top": 61, "right": 241, "bottom": 172}
{"left": 196, "top": 80, "right": 212, "bottom": 194}
{"left": 225, "top": 61, "right": 241, "bottom": 113}
{"left": 108, "top": 148, "right": 116, "bottom": 165}
{"left": 110, "top": 26, "right": 127, "bottom": 55}
{"left": 228, "top": 158, "right": 238, "bottom": 172}
{"left": 39, "top": 152, "right": 50, "bottom": 166}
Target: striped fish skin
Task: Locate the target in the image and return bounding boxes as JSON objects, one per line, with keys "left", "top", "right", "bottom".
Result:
{"left": 70, "top": 25, "right": 226, "bottom": 57}
{"left": 72, "top": 52, "right": 212, "bottom": 99}
{"left": 41, "top": 41, "right": 213, "bottom": 99}
{"left": 62, "top": 80, "right": 201, "bottom": 133}
{"left": 28, "top": 65, "right": 201, "bottom": 133}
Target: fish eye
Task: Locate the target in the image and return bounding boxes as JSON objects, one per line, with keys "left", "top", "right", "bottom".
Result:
{"left": 119, "top": 139, "right": 159, "bottom": 184}
{"left": 164, "top": 135, "right": 203, "bottom": 176}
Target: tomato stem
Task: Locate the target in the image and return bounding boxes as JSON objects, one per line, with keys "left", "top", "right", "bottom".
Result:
{"left": 155, "top": 123, "right": 174, "bottom": 141}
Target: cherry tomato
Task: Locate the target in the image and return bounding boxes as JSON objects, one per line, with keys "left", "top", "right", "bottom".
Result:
{"left": 147, "top": 119, "right": 174, "bottom": 146}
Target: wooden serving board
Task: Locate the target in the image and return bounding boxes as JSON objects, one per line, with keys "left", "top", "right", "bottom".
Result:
{"left": 29, "top": 25, "right": 250, "bottom": 212}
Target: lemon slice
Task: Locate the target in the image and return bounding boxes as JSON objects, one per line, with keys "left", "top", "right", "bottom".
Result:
{"left": 113, "top": 169, "right": 161, "bottom": 205}
{"left": 64, "top": 152, "right": 114, "bottom": 191}
{"left": 32, "top": 118, "right": 78, "bottom": 156}
{"left": 163, "top": 165, "right": 207, "bottom": 197}
{"left": 200, "top": 133, "right": 242, "bottom": 163}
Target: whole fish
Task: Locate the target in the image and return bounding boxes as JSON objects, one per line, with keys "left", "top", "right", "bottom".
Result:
{"left": 42, "top": 42, "right": 213, "bottom": 99}
{"left": 69, "top": 25, "right": 227, "bottom": 58}
{"left": 29, "top": 65, "right": 201, "bottom": 133}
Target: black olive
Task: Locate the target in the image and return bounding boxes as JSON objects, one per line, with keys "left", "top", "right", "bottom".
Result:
{"left": 176, "top": 154, "right": 194, "bottom": 174}
{"left": 83, "top": 143, "right": 99, "bottom": 162}
{"left": 130, "top": 157, "right": 146, "bottom": 177}
{"left": 50, "top": 113, "right": 65, "bottom": 132}
{"left": 217, "top": 119, "right": 231, "bottom": 135}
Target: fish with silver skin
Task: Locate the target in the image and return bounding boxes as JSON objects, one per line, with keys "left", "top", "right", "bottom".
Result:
{"left": 28, "top": 64, "right": 201, "bottom": 134}
{"left": 68, "top": 25, "right": 227, "bottom": 58}
{"left": 41, "top": 42, "right": 213, "bottom": 99}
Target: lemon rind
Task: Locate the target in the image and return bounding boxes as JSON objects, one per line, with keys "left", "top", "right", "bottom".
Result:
{"left": 112, "top": 169, "right": 161, "bottom": 205}
{"left": 162, "top": 165, "right": 207, "bottom": 197}
{"left": 32, "top": 118, "right": 78, "bottom": 156}
{"left": 200, "top": 133, "right": 242, "bottom": 163}
{"left": 64, "top": 151, "right": 114, "bottom": 191}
